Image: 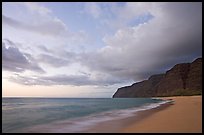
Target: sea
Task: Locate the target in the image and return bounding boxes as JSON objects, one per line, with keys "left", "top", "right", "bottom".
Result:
{"left": 2, "top": 98, "right": 171, "bottom": 133}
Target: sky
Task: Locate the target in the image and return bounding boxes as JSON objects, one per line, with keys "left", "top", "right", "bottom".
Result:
{"left": 2, "top": 2, "right": 202, "bottom": 98}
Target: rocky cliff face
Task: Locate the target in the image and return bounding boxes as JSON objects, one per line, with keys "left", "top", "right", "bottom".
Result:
{"left": 113, "top": 58, "right": 202, "bottom": 98}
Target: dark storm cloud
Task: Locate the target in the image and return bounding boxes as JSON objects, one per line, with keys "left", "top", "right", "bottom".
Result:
{"left": 79, "top": 2, "right": 202, "bottom": 82}
{"left": 4, "top": 3, "right": 202, "bottom": 86}
{"left": 2, "top": 39, "right": 45, "bottom": 73}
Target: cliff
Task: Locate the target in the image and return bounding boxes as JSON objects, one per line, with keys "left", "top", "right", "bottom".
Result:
{"left": 113, "top": 58, "right": 202, "bottom": 98}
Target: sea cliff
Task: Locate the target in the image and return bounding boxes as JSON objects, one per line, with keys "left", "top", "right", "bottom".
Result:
{"left": 113, "top": 58, "right": 202, "bottom": 98}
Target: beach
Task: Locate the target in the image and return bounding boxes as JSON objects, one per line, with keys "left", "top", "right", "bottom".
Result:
{"left": 2, "top": 96, "right": 202, "bottom": 133}
{"left": 2, "top": 98, "right": 166, "bottom": 133}
{"left": 122, "top": 96, "right": 202, "bottom": 133}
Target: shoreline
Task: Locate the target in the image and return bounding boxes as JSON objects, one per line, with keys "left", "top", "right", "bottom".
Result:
{"left": 4, "top": 96, "right": 201, "bottom": 133}
{"left": 86, "top": 101, "right": 173, "bottom": 133}
{"left": 86, "top": 95, "right": 202, "bottom": 133}
{"left": 122, "top": 95, "right": 202, "bottom": 133}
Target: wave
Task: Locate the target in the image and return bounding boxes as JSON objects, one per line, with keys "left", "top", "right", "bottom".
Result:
{"left": 23, "top": 99, "right": 173, "bottom": 133}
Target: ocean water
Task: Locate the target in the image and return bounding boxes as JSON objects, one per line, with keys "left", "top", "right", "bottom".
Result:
{"left": 2, "top": 98, "right": 170, "bottom": 133}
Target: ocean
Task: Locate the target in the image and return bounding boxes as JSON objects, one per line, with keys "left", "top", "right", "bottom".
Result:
{"left": 2, "top": 98, "right": 170, "bottom": 133}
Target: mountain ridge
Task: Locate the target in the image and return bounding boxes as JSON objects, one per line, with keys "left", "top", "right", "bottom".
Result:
{"left": 113, "top": 58, "right": 202, "bottom": 98}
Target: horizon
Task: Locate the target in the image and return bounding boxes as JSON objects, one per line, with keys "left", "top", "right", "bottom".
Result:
{"left": 2, "top": 97, "right": 111, "bottom": 98}
{"left": 2, "top": 2, "right": 202, "bottom": 98}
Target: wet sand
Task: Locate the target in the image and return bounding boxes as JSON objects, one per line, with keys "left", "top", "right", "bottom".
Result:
{"left": 122, "top": 96, "right": 202, "bottom": 133}
{"left": 86, "top": 102, "right": 173, "bottom": 133}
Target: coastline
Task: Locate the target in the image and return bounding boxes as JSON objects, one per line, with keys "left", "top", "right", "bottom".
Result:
{"left": 3, "top": 96, "right": 201, "bottom": 133}
{"left": 86, "top": 100, "right": 173, "bottom": 133}
{"left": 86, "top": 96, "right": 202, "bottom": 133}
{"left": 121, "top": 95, "right": 202, "bottom": 133}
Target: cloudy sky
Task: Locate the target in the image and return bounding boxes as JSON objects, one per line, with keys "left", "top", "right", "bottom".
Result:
{"left": 2, "top": 2, "right": 202, "bottom": 97}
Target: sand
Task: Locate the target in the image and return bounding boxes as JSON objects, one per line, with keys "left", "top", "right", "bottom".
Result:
{"left": 122, "top": 96, "right": 202, "bottom": 133}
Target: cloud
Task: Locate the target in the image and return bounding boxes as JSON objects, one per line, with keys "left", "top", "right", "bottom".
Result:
{"left": 3, "top": 2, "right": 202, "bottom": 87}
{"left": 2, "top": 39, "right": 45, "bottom": 73}
{"left": 97, "top": 2, "right": 157, "bottom": 30}
{"left": 37, "top": 45, "right": 50, "bottom": 53}
{"left": 9, "top": 73, "right": 122, "bottom": 86}
{"left": 37, "top": 53, "right": 74, "bottom": 68}
{"left": 80, "top": 2, "right": 202, "bottom": 81}
{"left": 22, "top": 2, "right": 52, "bottom": 15}
{"left": 2, "top": 2, "right": 67, "bottom": 36}
{"left": 2, "top": 14, "right": 67, "bottom": 36}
